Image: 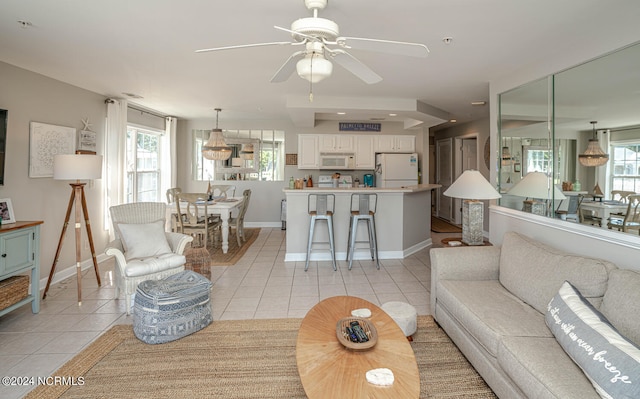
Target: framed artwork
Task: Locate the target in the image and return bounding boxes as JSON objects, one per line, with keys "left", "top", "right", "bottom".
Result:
{"left": 29, "top": 122, "right": 76, "bottom": 178}
{"left": 77, "top": 130, "right": 97, "bottom": 154}
{"left": 0, "top": 198, "right": 15, "bottom": 224}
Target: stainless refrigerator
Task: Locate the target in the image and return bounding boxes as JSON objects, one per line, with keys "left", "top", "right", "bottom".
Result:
{"left": 374, "top": 153, "right": 419, "bottom": 188}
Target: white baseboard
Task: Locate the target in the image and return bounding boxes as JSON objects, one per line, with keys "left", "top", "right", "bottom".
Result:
{"left": 39, "top": 253, "right": 111, "bottom": 292}
{"left": 284, "top": 239, "right": 432, "bottom": 262}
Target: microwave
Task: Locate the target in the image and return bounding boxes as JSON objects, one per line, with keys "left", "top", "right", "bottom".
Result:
{"left": 319, "top": 153, "right": 355, "bottom": 170}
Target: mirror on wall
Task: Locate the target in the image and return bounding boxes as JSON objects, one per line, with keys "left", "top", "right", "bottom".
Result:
{"left": 498, "top": 41, "right": 640, "bottom": 236}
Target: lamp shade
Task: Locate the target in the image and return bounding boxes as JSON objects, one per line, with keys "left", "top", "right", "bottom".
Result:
{"left": 444, "top": 170, "right": 501, "bottom": 200}
{"left": 507, "top": 172, "right": 566, "bottom": 200}
{"left": 53, "top": 154, "right": 103, "bottom": 180}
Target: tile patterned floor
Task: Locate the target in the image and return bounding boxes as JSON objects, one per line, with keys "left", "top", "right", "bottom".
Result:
{"left": 0, "top": 228, "right": 457, "bottom": 398}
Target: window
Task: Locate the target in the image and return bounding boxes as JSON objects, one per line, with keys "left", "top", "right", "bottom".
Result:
{"left": 193, "top": 129, "right": 284, "bottom": 181}
{"left": 126, "top": 125, "right": 162, "bottom": 202}
{"left": 610, "top": 143, "right": 640, "bottom": 192}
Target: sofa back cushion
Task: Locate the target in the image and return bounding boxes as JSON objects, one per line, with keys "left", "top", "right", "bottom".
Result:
{"left": 499, "top": 232, "right": 615, "bottom": 314}
{"left": 600, "top": 269, "right": 640, "bottom": 347}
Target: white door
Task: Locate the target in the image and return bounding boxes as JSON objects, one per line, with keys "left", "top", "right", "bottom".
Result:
{"left": 436, "top": 138, "right": 453, "bottom": 221}
{"left": 453, "top": 138, "right": 478, "bottom": 223}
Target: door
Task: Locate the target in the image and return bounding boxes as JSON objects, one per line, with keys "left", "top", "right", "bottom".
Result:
{"left": 436, "top": 138, "right": 453, "bottom": 221}
{"left": 453, "top": 138, "right": 478, "bottom": 223}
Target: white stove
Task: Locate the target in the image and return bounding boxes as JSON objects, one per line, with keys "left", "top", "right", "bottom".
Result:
{"left": 317, "top": 175, "right": 352, "bottom": 188}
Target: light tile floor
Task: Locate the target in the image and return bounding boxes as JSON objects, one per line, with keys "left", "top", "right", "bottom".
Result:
{"left": 0, "top": 228, "right": 457, "bottom": 398}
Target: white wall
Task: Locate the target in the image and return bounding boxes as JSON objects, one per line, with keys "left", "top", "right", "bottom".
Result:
{"left": 0, "top": 61, "right": 109, "bottom": 282}
{"left": 177, "top": 118, "right": 428, "bottom": 225}
{"left": 490, "top": 206, "right": 640, "bottom": 272}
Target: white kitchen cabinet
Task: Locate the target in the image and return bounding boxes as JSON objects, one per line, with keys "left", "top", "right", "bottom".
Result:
{"left": 354, "top": 135, "right": 375, "bottom": 169}
{"left": 374, "top": 135, "right": 416, "bottom": 153}
{"left": 298, "top": 134, "right": 320, "bottom": 169}
{"left": 318, "top": 134, "right": 354, "bottom": 153}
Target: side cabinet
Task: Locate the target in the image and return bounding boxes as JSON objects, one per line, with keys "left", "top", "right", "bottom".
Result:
{"left": 0, "top": 221, "right": 43, "bottom": 316}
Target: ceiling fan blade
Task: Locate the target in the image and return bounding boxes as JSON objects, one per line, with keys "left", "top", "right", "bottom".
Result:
{"left": 330, "top": 50, "right": 382, "bottom": 84}
{"left": 195, "top": 41, "right": 291, "bottom": 53}
{"left": 270, "top": 50, "right": 306, "bottom": 83}
{"left": 336, "top": 37, "right": 429, "bottom": 58}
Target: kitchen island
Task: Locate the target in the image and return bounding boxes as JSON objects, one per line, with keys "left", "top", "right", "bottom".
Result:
{"left": 283, "top": 184, "right": 440, "bottom": 262}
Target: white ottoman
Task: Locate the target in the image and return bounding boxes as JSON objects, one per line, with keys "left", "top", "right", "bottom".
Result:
{"left": 381, "top": 301, "right": 417, "bottom": 337}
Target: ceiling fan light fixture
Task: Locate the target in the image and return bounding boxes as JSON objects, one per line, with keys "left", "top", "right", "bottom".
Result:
{"left": 297, "top": 53, "right": 333, "bottom": 83}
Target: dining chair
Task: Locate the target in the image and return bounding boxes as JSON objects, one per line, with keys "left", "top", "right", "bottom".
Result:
{"left": 210, "top": 185, "right": 236, "bottom": 198}
{"left": 105, "top": 202, "right": 193, "bottom": 314}
{"left": 176, "top": 193, "right": 221, "bottom": 247}
{"left": 611, "top": 190, "right": 636, "bottom": 203}
{"left": 166, "top": 187, "right": 183, "bottom": 232}
{"left": 229, "top": 189, "right": 252, "bottom": 246}
{"left": 607, "top": 194, "right": 640, "bottom": 234}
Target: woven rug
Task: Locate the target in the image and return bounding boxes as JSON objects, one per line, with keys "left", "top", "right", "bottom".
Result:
{"left": 431, "top": 216, "right": 462, "bottom": 233}
{"left": 26, "top": 316, "right": 495, "bottom": 399}
{"left": 185, "top": 228, "right": 260, "bottom": 268}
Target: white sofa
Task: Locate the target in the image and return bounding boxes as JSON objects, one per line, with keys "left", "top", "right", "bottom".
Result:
{"left": 430, "top": 231, "right": 640, "bottom": 399}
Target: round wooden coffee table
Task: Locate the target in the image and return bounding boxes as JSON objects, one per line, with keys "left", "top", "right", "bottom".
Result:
{"left": 296, "top": 296, "right": 420, "bottom": 398}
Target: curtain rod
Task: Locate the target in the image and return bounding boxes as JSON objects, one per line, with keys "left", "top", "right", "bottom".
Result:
{"left": 128, "top": 105, "right": 170, "bottom": 120}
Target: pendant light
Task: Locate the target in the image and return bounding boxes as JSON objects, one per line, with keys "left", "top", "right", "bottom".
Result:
{"left": 202, "top": 108, "right": 231, "bottom": 161}
{"left": 240, "top": 143, "right": 255, "bottom": 160}
{"left": 578, "top": 121, "right": 609, "bottom": 167}
{"left": 501, "top": 137, "right": 512, "bottom": 166}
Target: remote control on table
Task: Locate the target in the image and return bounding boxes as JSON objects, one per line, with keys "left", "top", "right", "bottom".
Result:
{"left": 350, "top": 321, "right": 369, "bottom": 342}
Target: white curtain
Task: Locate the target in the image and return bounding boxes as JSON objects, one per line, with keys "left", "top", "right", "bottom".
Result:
{"left": 161, "top": 116, "right": 178, "bottom": 201}
{"left": 105, "top": 98, "right": 128, "bottom": 238}
{"left": 597, "top": 129, "right": 611, "bottom": 196}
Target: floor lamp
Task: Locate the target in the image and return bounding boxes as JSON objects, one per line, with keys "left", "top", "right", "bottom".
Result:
{"left": 43, "top": 154, "right": 103, "bottom": 305}
{"left": 444, "top": 170, "right": 502, "bottom": 245}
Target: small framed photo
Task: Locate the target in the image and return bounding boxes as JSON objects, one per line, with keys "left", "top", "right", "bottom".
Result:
{"left": 0, "top": 198, "right": 16, "bottom": 224}
{"left": 77, "top": 130, "right": 97, "bottom": 154}
{"left": 513, "top": 163, "right": 521, "bottom": 173}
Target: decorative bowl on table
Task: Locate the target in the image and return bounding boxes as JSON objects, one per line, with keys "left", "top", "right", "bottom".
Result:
{"left": 336, "top": 317, "right": 378, "bottom": 350}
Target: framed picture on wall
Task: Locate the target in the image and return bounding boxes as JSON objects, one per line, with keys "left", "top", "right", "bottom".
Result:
{"left": 0, "top": 198, "right": 16, "bottom": 224}
{"left": 29, "top": 122, "right": 76, "bottom": 178}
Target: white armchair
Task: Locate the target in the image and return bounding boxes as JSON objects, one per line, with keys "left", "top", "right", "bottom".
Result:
{"left": 105, "top": 202, "right": 193, "bottom": 314}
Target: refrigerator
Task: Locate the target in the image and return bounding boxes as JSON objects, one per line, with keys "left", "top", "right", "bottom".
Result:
{"left": 375, "top": 153, "right": 419, "bottom": 188}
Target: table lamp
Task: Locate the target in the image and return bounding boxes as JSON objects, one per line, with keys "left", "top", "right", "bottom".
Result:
{"left": 43, "top": 154, "right": 103, "bottom": 305}
{"left": 507, "top": 172, "right": 566, "bottom": 216}
{"left": 443, "top": 170, "right": 501, "bottom": 245}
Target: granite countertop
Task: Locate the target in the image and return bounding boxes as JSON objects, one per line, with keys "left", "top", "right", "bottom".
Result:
{"left": 283, "top": 183, "right": 441, "bottom": 194}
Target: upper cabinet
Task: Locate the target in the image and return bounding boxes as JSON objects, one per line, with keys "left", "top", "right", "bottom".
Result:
{"left": 354, "top": 136, "right": 375, "bottom": 169}
{"left": 298, "top": 134, "right": 319, "bottom": 169}
{"left": 374, "top": 135, "right": 415, "bottom": 153}
{"left": 319, "top": 134, "right": 354, "bottom": 153}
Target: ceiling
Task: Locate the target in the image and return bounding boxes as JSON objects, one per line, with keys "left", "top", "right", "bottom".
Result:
{"left": 1, "top": 0, "right": 639, "bottom": 130}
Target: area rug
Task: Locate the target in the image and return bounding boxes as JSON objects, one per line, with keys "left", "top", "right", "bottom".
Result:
{"left": 431, "top": 216, "right": 462, "bottom": 233}
{"left": 26, "top": 316, "right": 495, "bottom": 399}
{"left": 186, "top": 228, "right": 260, "bottom": 267}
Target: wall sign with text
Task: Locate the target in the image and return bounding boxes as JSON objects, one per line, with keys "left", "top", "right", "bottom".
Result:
{"left": 338, "top": 122, "right": 381, "bottom": 132}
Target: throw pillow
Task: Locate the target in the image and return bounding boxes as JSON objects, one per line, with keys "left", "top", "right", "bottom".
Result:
{"left": 545, "top": 281, "right": 640, "bottom": 399}
{"left": 117, "top": 220, "right": 172, "bottom": 261}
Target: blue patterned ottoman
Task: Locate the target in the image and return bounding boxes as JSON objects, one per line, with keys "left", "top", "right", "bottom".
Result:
{"left": 133, "top": 270, "right": 212, "bottom": 344}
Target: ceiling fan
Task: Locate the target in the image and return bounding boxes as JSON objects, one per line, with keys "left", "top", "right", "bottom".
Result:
{"left": 195, "top": 0, "right": 429, "bottom": 85}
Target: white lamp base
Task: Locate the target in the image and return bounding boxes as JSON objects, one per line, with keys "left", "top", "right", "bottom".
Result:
{"left": 462, "top": 200, "right": 484, "bottom": 246}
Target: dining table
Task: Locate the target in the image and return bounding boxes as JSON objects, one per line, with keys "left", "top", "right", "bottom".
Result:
{"left": 169, "top": 196, "right": 244, "bottom": 253}
{"left": 579, "top": 199, "right": 628, "bottom": 229}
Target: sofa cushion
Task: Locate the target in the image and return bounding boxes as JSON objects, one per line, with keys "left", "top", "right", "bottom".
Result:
{"left": 545, "top": 281, "right": 640, "bottom": 399}
{"left": 599, "top": 269, "right": 640, "bottom": 347}
{"left": 438, "top": 280, "right": 552, "bottom": 357}
{"left": 499, "top": 232, "right": 614, "bottom": 314}
{"left": 498, "top": 336, "right": 599, "bottom": 399}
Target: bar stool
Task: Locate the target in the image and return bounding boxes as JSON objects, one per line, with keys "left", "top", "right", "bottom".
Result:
{"left": 346, "top": 193, "right": 380, "bottom": 270}
{"left": 305, "top": 194, "right": 337, "bottom": 272}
